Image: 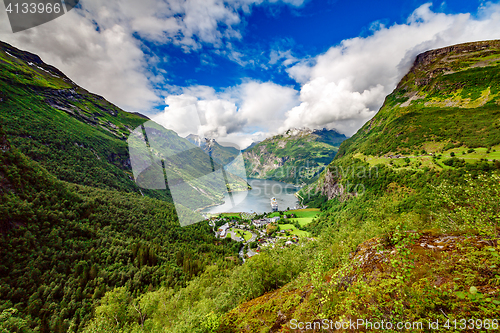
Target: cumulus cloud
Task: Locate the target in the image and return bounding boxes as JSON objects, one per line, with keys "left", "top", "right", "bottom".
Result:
{"left": 0, "top": 0, "right": 307, "bottom": 112}
{"left": 153, "top": 81, "right": 298, "bottom": 148}
{"left": 1, "top": 0, "right": 499, "bottom": 140}
{"left": 235, "top": 81, "right": 299, "bottom": 129}
{"left": 282, "top": 2, "right": 500, "bottom": 135}
{"left": 0, "top": 8, "right": 160, "bottom": 111}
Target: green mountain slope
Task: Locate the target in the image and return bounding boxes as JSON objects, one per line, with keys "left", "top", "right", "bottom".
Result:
{"left": 3, "top": 39, "right": 500, "bottom": 333}
{"left": 0, "top": 41, "right": 150, "bottom": 194}
{"left": 216, "top": 40, "right": 500, "bottom": 332}
{"left": 185, "top": 134, "right": 241, "bottom": 166}
{"left": 0, "top": 126, "right": 239, "bottom": 333}
{"left": 337, "top": 39, "right": 500, "bottom": 159}
{"left": 0, "top": 41, "right": 245, "bottom": 208}
{"left": 128, "top": 123, "right": 249, "bottom": 216}
{"left": 88, "top": 40, "right": 499, "bottom": 333}
{"left": 243, "top": 128, "right": 347, "bottom": 184}
{"left": 0, "top": 41, "right": 247, "bottom": 332}
{"left": 300, "top": 40, "right": 500, "bottom": 205}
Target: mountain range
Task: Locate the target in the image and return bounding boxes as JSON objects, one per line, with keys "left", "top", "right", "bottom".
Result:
{"left": 1, "top": 39, "right": 500, "bottom": 332}
{"left": 0, "top": 41, "right": 243, "bottom": 332}
{"left": 185, "top": 134, "right": 241, "bottom": 166}
{"left": 185, "top": 128, "right": 347, "bottom": 185}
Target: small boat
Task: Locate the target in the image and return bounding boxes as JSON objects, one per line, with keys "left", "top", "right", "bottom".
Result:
{"left": 271, "top": 197, "right": 278, "bottom": 212}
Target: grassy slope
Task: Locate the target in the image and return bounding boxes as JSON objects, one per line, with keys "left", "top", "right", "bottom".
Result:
{"left": 337, "top": 40, "right": 500, "bottom": 159}
{"left": 76, "top": 41, "right": 500, "bottom": 333}
{"left": 220, "top": 232, "right": 500, "bottom": 332}
{"left": 298, "top": 40, "right": 500, "bottom": 205}
{"left": 207, "top": 142, "right": 241, "bottom": 166}
{"left": 0, "top": 41, "right": 243, "bottom": 332}
{"left": 185, "top": 135, "right": 241, "bottom": 167}
{"left": 4, "top": 39, "right": 498, "bottom": 333}
{"left": 217, "top": 41, "right": 500, "bottom": 331}
{"left": 0, "top": 41, "right": 243, "bottom": 209}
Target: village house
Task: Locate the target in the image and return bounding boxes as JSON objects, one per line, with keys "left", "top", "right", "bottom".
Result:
{"left": 252, "top": 219, "right": 269, "bottom": 228}
{"left": 217, "top": 223, "right": 230, "bottom": 238}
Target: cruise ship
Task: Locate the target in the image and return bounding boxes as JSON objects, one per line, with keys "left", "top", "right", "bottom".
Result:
{"left": 271, "top": 197, "right": 278, "bottom": 212}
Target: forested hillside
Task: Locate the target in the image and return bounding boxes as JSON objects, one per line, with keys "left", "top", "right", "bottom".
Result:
{"left": 243, "top": 128, "right": 347, "bottom": 184}
{"left": 0, "top": 125, "right": 239, "bottom": 332}
{"left": 91, "top": 40, "right": 498, "bottom": 332}
{"left": 0, "top": 42, "right": 241, "bottom": 332}
{"left": 0, "top": 41, "right": 155, "bottom": 196}
{"left": 0, "top": 41, "right": 246, "bottom": 206}
{"left": 218, "top": 40, "right": 500, "bottom": 331}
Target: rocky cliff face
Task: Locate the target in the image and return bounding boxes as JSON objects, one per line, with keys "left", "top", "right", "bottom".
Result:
{"left": 398, "top": 40, "right": 500, "bottom": 90}
{"left": 320, "top": 168, "right": 344, "bottom": 200}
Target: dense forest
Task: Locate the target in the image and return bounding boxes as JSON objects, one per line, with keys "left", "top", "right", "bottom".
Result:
{"left": 0, "top": 125, "right": 239, "bottom": 332}
{"left": 0, "top": 41, "right": 241, "bottom": 332}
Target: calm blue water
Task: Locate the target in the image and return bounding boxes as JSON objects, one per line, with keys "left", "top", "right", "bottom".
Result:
{"left": 202, "top": 179, "right": 300, "bottom": 214}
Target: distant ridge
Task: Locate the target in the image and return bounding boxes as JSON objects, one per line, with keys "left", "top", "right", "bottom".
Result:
{"left": 131, "top": 112, "right": 150, "bottom": 120}
{"left": 185, "top": 134, "right": 241, "bottom": 165}
{"left": 243, "top": 127, "right": 347, "bottom": 184}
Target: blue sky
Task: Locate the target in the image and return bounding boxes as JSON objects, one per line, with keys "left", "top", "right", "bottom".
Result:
{"left": 148, "top": 0, "right": 484, "bottom": 91}
{"left": 1, "top": 0, "right": 499, "bottom": 147}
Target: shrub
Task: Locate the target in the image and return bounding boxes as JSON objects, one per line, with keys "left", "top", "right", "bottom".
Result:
{"left": 442, "top": 157, "right": 466, "bottom": 168}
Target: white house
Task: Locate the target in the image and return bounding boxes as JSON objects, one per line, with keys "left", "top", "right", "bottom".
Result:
{"left": 252, "top": 219, "right": 269, "bottom": 228}
{"left": 218, "top": 223, "right": 230, "bottom": 238}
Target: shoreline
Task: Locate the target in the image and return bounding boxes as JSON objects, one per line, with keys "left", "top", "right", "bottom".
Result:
{"left": 195, "top": 183, "right": 253, "bottom": 212}
{"left": 201, "top": 178, "right": 303, "bottom": 214}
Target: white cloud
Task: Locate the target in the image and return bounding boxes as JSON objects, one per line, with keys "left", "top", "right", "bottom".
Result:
{"left": 235, "top": 81, "right": 299, "bottom": 129}
{"left": 1, "top": 0, "right": 499, "bottom": 139}
{"left": 153, "top": 81, "right": 298, "bottom": 148}
{"left": 0, "top": 8, "right": 160, "bottom": 111}
{"left": 269, "top": 49, "right": 299, "bottom": 67}
{"left": 0, "top": 0, "right": 307, "bottom": 112}
{"left": 282, "top": 2, "right": 500, "bottom": 135}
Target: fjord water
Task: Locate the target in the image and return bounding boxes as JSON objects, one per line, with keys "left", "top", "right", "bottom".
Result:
{"left": 202, "top": 179, "right": 300, "bottom": 214}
